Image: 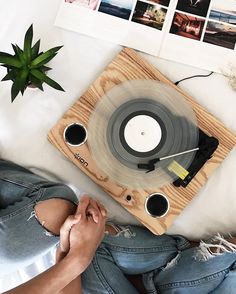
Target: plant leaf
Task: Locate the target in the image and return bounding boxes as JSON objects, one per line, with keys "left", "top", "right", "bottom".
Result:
{"left": 11, "top": 82, "right": 19, "bottom": 102}
{"left": 31, "top": 53, "right": 57, "bottom": 68}
{"left": 31, "top": 69, "right": 64, "bottom": 91}
{"left": 20, "top": 86, "right": 27, "bottom": 96}
{"left": 11, "top": 69, "right": 29, "bottom": 102}
{"left": 14, "top": 45, "right": 27, "bottom": 65}
{"left": 1, "top": 69, "right": 18, "bottom": 81}
{"left": 1, "top": 64, "right": 15, "bottom": 69}
{"left": 0, "top": 52, "right": 22, "bottom": 68}
{"left": 1, "top": 72, "right": 12, "bottom": 81}
{"left": 11, "top": 44, "right": 18, "bottom": 55}
{"left": 24, "top": 24, "right": 33, "bottom": 62}
{"left": 40, "top": 65, "right": 52, "bottom": 72}
{"left": 29, "top": 73, "right": 44, "bottom": 91}
{"left": 30, "top": 46, "right": 63, "bottom": 67}
{"left": 31, "top": 39, "right": 40, "bottom": 59}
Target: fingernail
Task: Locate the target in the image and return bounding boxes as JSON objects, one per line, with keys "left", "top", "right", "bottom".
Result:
{"left": 101, "top": 210, "right": 107, "bottom": 217}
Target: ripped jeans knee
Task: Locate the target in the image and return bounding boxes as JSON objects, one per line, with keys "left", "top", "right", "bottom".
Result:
{"left": 27, "top": 209, "right": 55, "bottom": 237}
{"left": 194, "top": 234, "right": 236, "bottom": 261}
{"left": 105, "top": 223, "right": 136, "bottom": 238}
{"left": 162, "top": 233, "right": 236, "bottom": 271}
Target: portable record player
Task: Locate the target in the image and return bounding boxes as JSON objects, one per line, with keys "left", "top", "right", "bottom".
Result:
{"left": 48, "top": 48, "right": 236, "bottom": 235}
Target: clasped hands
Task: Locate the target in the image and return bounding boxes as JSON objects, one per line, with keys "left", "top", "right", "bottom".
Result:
{"left": 56, "top": 195, "right": 107, "bottom": 274}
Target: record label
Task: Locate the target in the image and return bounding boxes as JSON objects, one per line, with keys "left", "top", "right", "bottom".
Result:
{"left": 124, "top": 114, "right": 162, "bottom": 153}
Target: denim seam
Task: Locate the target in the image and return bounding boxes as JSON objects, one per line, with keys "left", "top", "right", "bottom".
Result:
{"left": 158, "top": 268, "right": 229, "bottom": 289}
{"left": 0, "top": 187, "right": 45, "bottom": 222}
{"left": 35, "top": 187, "right": 46, "bottom": 201}
{"left": 0, "top": 176, "right": 38, "bottom": 190}
{"left": 92, "top": 255, "right": 116, "bottom": 294}
{"left": 105, "top": 244, "right": 177, "bottom": 253}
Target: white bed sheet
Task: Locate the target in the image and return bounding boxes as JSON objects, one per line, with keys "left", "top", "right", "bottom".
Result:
{"left": 0, "top": 0, "right": 236, "bottom": 291}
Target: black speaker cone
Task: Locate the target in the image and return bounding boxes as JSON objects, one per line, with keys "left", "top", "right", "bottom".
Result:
{"left": 145, "top": 193, "right": 169, "bottom": 217}
{"left": 64, "top": 123, "right": 87, "bottom": 146}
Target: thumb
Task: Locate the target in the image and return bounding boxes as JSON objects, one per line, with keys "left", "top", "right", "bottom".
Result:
{"left": 75, "top": 195, "right": 90, "bottom": 218}
{"left": 60, "top": 214, "right": 81, "bottom": 252}
{"left": 63, "top": 214, "right": 81, "bottom": 231}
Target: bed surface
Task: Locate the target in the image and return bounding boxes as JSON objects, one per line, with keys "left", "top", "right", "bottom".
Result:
{"left": 1, "top": 0, "right": 236, "bottom": 291}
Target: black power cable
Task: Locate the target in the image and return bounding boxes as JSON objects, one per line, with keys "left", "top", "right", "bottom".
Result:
{"left": 174, "top": 71, "right": 214, "bottom": 86}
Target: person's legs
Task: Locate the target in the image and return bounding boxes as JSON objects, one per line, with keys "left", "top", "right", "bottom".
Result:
{"left": 82, "top": 224, "right": 236, "bottom": 294}
{"left": 0, "top": 159, "right": 78, "bottom": 274}
{"left": 82, "top": 244, "right": 140, "bottom": 294}
{"left": 82, "top": 224, "right": 190, "bottom": 294}
{"left": 151, "top": 234, "right": 236, "bottom": 293}
{"left": 0, "top": 159, "right": 35, "bottom": 209}
{"left": 213, "top": 262, "right": 236, "bottom": 293}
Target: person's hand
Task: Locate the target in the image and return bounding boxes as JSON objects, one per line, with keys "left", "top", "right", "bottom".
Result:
{"left": 67, "top": 195, "right": 106, "bottom": 271}
{"left": 56, "top": 195, "right": 106, "bottom": 263}
{"left": 56, "top": 214, "right": 81, "bottom": 263}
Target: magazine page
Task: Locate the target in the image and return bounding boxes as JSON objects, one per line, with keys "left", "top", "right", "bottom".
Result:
{"left": 55, "top": 0, "right": 173, "bottom": 56}
{"left": 159, "top": 0, "right": 236, "bottom": 73}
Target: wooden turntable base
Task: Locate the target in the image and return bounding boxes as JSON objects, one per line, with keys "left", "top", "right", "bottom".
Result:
{"left": 48, "top": 48, "right": 236, "bottom": 235}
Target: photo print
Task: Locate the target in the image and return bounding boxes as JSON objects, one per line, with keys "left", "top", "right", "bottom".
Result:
{"left": 131, "top": 1, "right": 167, "bottom": 30}
{"left": 209, "top": 0, "right": 236, "bottom": 26}
{"left": 176, "top": 0, "right": 211, "bottom": 17}
{"left": 64, "top": 0, "right": 99, "bottom": 10}
{"left": 148, "top": 0, "right": 170, "bottom": 7}
{"left": 98, "top": 0, "right": 135, "bottom": 20}
{"left": 203, "top": 20, "right": 236, "bottom": 49}
{"left": 170, "top": 12, "right": 205, "bottom": 40}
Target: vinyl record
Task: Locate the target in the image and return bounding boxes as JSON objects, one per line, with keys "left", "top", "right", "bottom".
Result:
{"left": 87, "top": 80, "right": 199, "bottom": 189}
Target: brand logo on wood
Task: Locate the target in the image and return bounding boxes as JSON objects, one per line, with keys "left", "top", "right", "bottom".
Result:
{"left": 74, "top": 153, "right": 88, "bottom": 167}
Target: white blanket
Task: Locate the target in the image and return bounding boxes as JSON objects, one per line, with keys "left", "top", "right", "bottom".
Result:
{"left": 1, "top": 0, "right": 236, "bottom": 291}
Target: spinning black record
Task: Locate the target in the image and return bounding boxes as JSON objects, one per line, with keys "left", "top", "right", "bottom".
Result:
{"left": 87, "top": 80, "right": 199, "bottom": 189}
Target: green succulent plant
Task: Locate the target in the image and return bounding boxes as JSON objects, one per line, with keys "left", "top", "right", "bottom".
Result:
{"left": 0, "top": 24, "right": 64, "bottom": 102}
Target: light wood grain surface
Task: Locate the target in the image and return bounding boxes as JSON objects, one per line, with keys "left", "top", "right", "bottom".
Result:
{"left": 48, "top": 48, "right": 236, "bottom": 235}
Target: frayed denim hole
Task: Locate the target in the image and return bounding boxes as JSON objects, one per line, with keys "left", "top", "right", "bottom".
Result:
{"left": 31, "top": 196, "right": 78, "bottom": 238}
{"left": 193, "top": 233, "right": 236, "bottom": 262}
{"left": 105, "top": 223, "right": 136, "bottom": 238}
{"left": 161, "top": 252, "right": 181, "bottom": 271}
{"left": 27, "top": 207, "right": 58, "bottom": 238}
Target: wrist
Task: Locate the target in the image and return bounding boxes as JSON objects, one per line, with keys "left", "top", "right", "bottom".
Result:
{"left": 65, "top": 250, "right": 92, "bottom": 275}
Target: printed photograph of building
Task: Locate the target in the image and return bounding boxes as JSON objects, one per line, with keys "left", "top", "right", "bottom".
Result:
{"left": 170, "top": 12, "right": 205, "bottom": 40}
{"left": 132, "top": 1, "right": 167, "bottom": 30}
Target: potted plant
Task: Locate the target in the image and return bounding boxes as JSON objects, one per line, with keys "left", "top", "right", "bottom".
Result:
{"left": 0, "top": 24, "right": 64, "bottom": 102}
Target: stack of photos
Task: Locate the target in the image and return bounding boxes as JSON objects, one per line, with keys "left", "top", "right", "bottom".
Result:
{"left": 63, "top": 0, "right": 236, "bottom": 51}
{"left": 205, "top": 0, "right": 236, "bottom": 49}
{"left": 170, "top": 0, "right": 236, "bottom": 50}
{"left": 64, "top": 0, "right": 170, "bottom": 30}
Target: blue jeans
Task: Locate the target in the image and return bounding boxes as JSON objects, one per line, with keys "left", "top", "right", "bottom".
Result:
{"left": 82, "top": 225, "right": 236, "bottom": 293}
{"left": 0, "top": 159, "right": 78, "bottom": 275}
{"left": 1, "top": 160, "right": 236, "bottom": 293}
